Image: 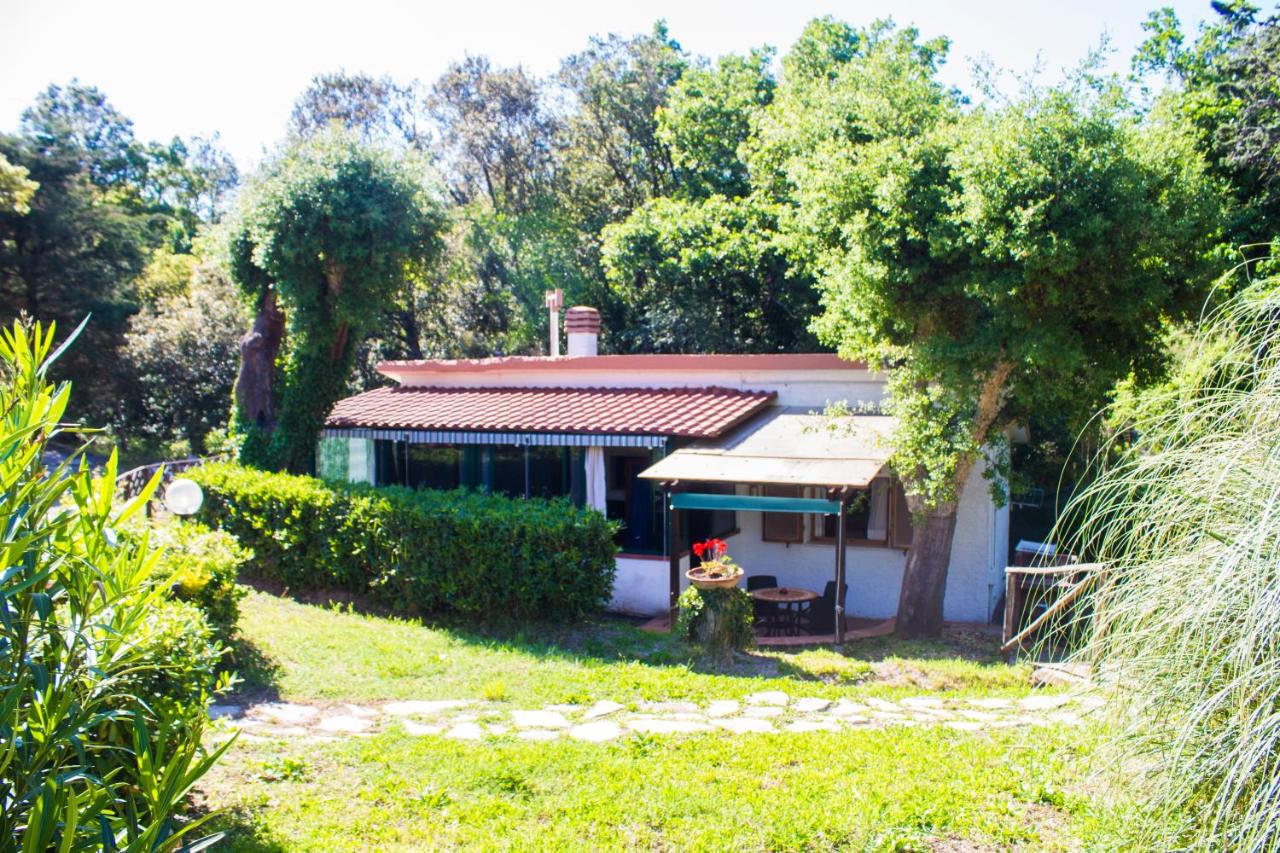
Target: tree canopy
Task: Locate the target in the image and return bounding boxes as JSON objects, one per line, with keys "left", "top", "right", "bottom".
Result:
{"left": 226, "top": 128, "right": 445, "bottom": 473}
{"left": 767, "top": 20, "right": 1219, "bottom": 634}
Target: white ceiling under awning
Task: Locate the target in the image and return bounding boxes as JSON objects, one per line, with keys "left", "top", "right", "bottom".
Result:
{"left": 639, "top": 408, "right": 897, "bottom": 488}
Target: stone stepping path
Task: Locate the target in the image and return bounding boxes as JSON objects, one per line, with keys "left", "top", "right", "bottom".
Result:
{"left": 210, "top": 690, "right": 1103, "bottom": 744}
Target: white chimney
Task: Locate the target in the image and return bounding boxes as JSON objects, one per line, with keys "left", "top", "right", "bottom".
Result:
{"left": 544, "top": 289, "right": 564, "bottom": 357}
{"left": 565, "top": 306, "right": 601, "bottom": 357}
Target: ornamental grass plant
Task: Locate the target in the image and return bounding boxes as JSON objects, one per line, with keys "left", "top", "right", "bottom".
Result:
{"left": 1050, "top": 273, "right": 1280, "bottom": 850}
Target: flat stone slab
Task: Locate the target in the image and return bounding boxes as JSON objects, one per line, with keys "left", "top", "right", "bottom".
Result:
{"left": 383, "top": 700, "right": 469, "bottom": 716}
{"left": 716, "top": 717, "right": 774, "bottom": 733}
{"left": 746, "top": 691, "right": 789, "bottom": 707}
{"left": 900, "top": 696, "right": 944, "bottom": 709}
{"left": 316, "top": 715, "right": 374, "bottom": 733}
{"left": 967, "top": 698, "right": 1014, "bottom": 710}
{"left": 627, "top": 718, "right": 712, "bottom": 735}
{"left": 208, "top": 704, "right": 242, "bottom": 720}
{"left": 829, "top": 700, "right": 868, "bottom": 717}
{"left": 487, "top": 724, "right": 510, "bottom": 735}
{"left": 793, "top": 697, "right": 832, "bottom": 713}
{"left": 341, "top": 704, "right": 377, "bottom": 717}
{"left": 786, "top": 719, "right": 839, "bottom": 733}
{"left": 446, "top": 722, "right": 484, "bottom": 740}
{"left": 518, "top": 729, "right": 561, "bottom": 741}
{"left": 402, "top": 721, "right": 443, "bottom": 736}
{"left": 511, "top": 710, "right": 570, "bottom": 729}
{"left": 252, "top": 703, "right": 318, "bottom": 724}
{"left": 570, "top": 721, "right": 624, "bottom": 742}
{"left": 742, "top": 706, "right": 784, "bottom": 718}
{"left": 644, "top": 701, "right": 699, "bottom": 713}
{"left": 865, "top": 698, "right": 901, "bottom": 712}
{"left": 583, "top": 700, "right": 624, "bottom": 720}
{"left": 705, "top": 700, "right": 740, "bottom": 718}
{"left": 1019, "top": 694, "right": 1071, "bottom": 711}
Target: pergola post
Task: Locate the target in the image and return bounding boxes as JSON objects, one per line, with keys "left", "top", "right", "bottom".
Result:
{"left": 666, "top": 483, "right": 682, "bottom": 623}
{"left": 834, "top": 488, "right": 850, "bottom": 645}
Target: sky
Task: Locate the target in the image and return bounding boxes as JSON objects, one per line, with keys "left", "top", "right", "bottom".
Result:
{"left": 2, "top": 0, "right": 1213, "bottom": 171}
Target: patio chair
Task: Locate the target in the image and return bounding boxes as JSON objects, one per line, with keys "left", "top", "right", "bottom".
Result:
{"left": 747, "top": 574, "right": 784, "bottom": 634}
{"left": 805, "top": 580, "right": 848, "bottom": 635}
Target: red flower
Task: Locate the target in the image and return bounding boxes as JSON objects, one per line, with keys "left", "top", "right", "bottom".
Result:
{"left": 692, "top": 542, "right": 706, "bottom": 558}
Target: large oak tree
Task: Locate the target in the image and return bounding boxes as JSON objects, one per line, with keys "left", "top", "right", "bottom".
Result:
{"left": 767, "top": 20, "right": 1220, "bottom": 636}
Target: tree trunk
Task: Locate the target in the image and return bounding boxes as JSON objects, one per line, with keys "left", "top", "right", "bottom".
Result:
{"left": 234, "top": 289, "right": 285, "bottom": 431}
{"left": 895, "top": 508, "right": 960, "bottom": 637}
{"left": 894, "top": 361, "right": 1014, "bottom": 638}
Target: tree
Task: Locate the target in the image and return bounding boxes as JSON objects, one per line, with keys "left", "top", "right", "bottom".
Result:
{"left": 600, "top": 47, "right": 819, "bottom": 353}
{"left": 769, "top": 21, "right": 1219, "bottom": 636}
{"left": 1135, "top": 1, "right": 1280, "bottom": 250}
{"left": 430, "top": 57, "right": 559, "bottom": 212}
{"left": 0, "top": 152, "right": 37, "bottom": 215}
{"left": 119, "top": 245, "right": 247, "bottom": 455}
{"left": 557, "top": 23, "right": 686, "bottom": 222}
{"left": 0, "top": 133, "right": 152, "bottom": 425}
{"left": 289, "top": 71, "right": 426, "bottom": 148}
{"left": 227, "top": 128, "right": 445, "bottom": 473}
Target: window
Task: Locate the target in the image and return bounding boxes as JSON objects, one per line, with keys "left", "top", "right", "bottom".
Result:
{"left": 605, "top": 448, "right": 663, "bottom": 553}
{"left": 488, "top": 447, "right": 526, "bottom": 498}
{"left": 406, "top": 446, "right": 462, "bottom": 490}
{"left": 890, "top": 478, "right": 915, "bottom": 549}
{"left": 761, "top": 485, "right": 805, "bottom": 543}
{"left": 526, "top": 447, "right": 568, "bottom": 499}
{"left": 810, "top": 479, "right": 889, "bottom": 545}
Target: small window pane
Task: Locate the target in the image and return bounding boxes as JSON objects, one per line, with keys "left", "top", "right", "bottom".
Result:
{"left": 891, "top": 480, "right": 915, "bottom": 548}
{"left": 762, "top": 485, "right": 804, "bottom": 543}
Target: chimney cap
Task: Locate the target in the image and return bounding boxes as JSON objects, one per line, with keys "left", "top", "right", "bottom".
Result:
{"left": 565, "top": 306, "right": 601, "bottom": 334}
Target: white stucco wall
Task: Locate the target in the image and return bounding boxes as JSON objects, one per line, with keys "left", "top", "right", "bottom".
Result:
{"left": 610, "top": 553, "right": 689, "bottom": 616}
{"left": 608, "top": 462, "right": 1005, "bottom": 624}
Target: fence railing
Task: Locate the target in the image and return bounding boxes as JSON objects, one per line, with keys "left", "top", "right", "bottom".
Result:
{"left": 115, "top": 454, "right": 228, "bottom": 503}
{"left": 1001, "top": 561, "right": 1105, "bottom": 656}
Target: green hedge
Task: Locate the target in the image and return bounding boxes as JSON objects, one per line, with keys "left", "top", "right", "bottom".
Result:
{"left": 188, "top": 462, "right": 618, "bottom": 620}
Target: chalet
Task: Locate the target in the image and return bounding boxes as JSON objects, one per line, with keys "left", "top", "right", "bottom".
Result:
{"left": 318, "top": 306, "right": 1009, "bottom": 639}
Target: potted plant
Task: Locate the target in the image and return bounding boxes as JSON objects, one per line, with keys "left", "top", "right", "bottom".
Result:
{"left": 685, "top": 538, "right": 743, "bottom": 589}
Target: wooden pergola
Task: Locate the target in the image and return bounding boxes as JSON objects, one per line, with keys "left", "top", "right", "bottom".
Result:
{"left": 660, "top": 486, "right": 856, "bottom": 644}
{"left": 640, "top": 408, "right": 899, "bottom": 646}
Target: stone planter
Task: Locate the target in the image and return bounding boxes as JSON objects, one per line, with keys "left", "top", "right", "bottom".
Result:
{"left": 685, "top": 566, "right": 743, "bottom": 590}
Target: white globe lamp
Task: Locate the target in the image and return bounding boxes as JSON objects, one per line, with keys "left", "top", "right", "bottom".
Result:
{"left": 165, "top": 478, "right": 204, "bottom": 516}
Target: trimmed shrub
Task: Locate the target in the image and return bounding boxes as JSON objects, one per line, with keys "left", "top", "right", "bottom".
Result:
{"left": 189, "top": 462, "right": 618, "bottom": 620}
{"left": 152, "top": 520, "right": 250, "bottom": 643}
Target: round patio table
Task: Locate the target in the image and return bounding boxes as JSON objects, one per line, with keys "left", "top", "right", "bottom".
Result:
{"left": 750, "top": 587, "right": 819, "bottom": 636}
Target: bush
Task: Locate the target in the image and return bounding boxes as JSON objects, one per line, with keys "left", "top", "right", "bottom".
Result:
{"left": 122, "top": 598, "right": 225, "bottom": 726}
{"left": 152, "top": 519, "right": 250, "bottom": 643}
{"left": 0, "top": 319, "right": 229, "bottom": 850}
{"left": 189, "top": 462, "right": 619, "bottom": 620}
{"left": 676, "top": 586, "right": 755, "bottom": 659}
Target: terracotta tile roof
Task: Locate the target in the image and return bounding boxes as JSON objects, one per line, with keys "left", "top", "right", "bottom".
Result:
{"left": 325, "top": 386, "right": 777, "bottom": 438}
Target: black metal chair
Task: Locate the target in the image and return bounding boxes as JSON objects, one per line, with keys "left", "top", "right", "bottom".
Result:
{"left": 747, "top": 575, "right": 783, "bottom": 634}
{"left": 805, "top": 580, "right": 849, "bottom": 635}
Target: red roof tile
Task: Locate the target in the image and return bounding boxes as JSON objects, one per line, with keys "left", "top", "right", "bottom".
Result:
{"left": 325, "top": 386, "right": 776, "bottom": 438}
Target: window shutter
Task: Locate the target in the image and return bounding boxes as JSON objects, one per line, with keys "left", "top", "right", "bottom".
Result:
{"left": 890, "top": 479, "right": 915, "bottom": 549}
{"left": 761, "top": 485, "right": 804, "bottom": 543}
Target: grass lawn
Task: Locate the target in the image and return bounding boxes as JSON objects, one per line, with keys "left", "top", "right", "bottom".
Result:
{"left": 197, "top": 590, "right": 1139, "bottom": 851}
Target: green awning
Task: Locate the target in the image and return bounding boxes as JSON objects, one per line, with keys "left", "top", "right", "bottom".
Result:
{"left": 670, "top": 492, "right": 841, "bottom": 515}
